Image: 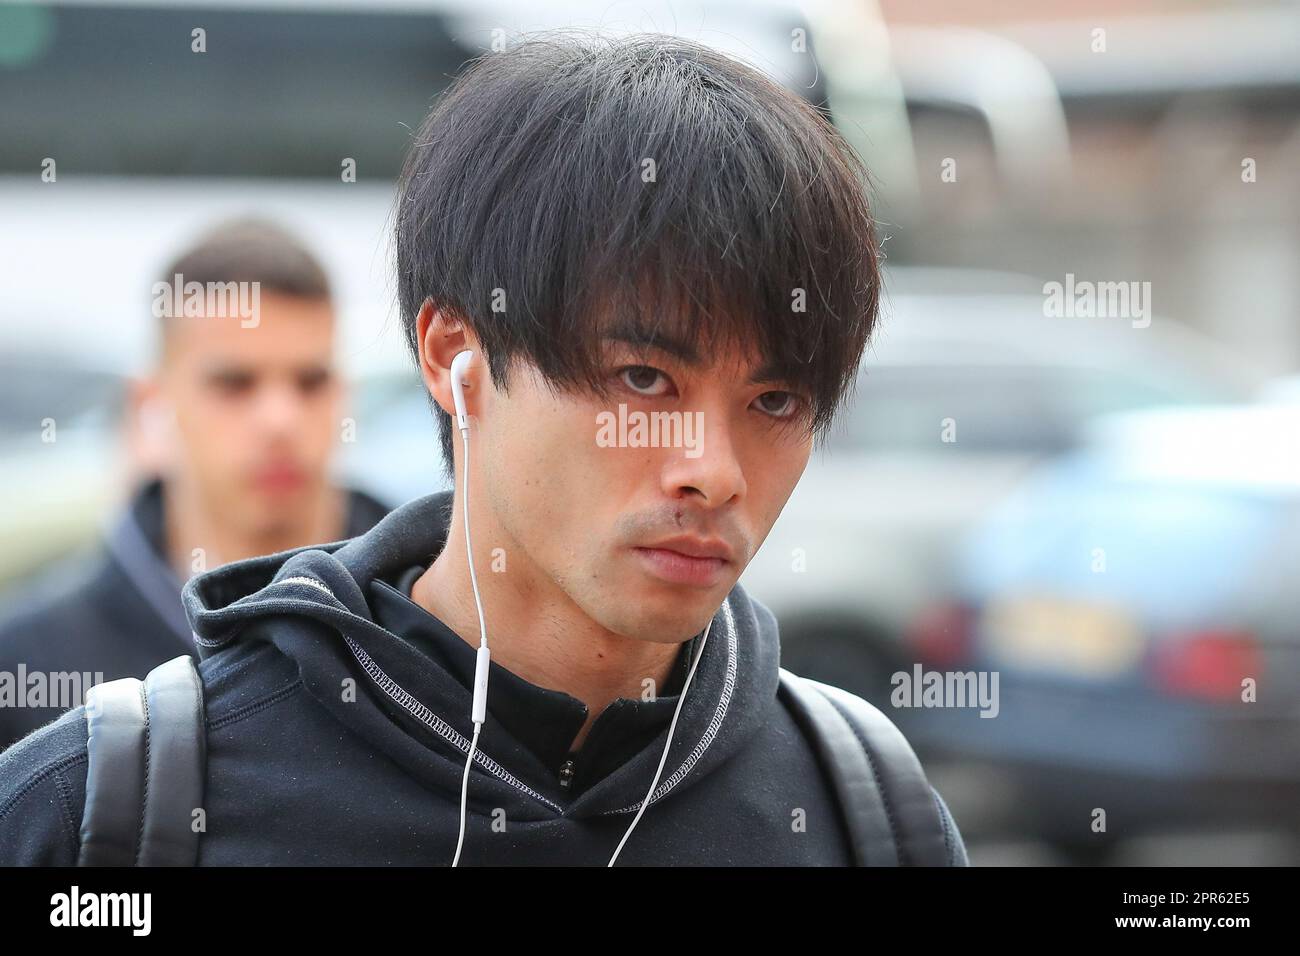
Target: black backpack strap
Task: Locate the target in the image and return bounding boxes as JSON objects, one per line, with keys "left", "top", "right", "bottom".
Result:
{"left": 78, "top": 655, "right": 206, "bottom": 866}
{"left": 778, "top": 667, "right": 961, "bottom": 866}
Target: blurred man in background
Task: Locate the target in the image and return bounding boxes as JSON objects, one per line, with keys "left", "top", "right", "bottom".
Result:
{"left": 0, "top": 218, "right": 389, "bottom": 750}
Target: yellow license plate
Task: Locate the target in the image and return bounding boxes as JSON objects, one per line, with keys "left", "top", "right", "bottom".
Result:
{"left": 981, "top": 596, "right": 1143, "bottom": 678}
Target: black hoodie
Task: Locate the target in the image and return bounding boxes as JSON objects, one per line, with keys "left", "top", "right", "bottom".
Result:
{"left": 0, "top": 490, "right": 966, "bottom": 865}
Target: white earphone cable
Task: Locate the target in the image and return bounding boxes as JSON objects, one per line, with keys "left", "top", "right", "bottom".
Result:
{"left": 452, "top": 722, "right": 480, "bottom": 866}
{"left": 607, "top": 615, "right": 712, "bottom": 866}
{"left": 452, "top": 423, "right": 488, "bottom": 867}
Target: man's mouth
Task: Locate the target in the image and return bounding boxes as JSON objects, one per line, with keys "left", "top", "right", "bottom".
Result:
{"left": 632, "top": 545, "right": 729, "bottom": 587}
{"left": 250, "top": 464, "right": 307, "bottom": 493}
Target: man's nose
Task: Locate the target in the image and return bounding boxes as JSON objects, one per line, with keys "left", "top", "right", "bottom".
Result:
{"left": 254, "top": 382, "right": 304, "bottom": 433}
{"left": 658, "top": 408, "right": 746, "bottom": 506}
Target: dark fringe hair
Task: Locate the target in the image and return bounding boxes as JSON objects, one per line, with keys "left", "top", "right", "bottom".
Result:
{"left": 394, "top": 32, "right": 882, "bottom": 475}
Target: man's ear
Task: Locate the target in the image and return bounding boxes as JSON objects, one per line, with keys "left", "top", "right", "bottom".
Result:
{"left": 125, "top": 375, "right": 176, "bottom": 476}
{"left": 416, "top": 300, "right": 482, "bottom": 419}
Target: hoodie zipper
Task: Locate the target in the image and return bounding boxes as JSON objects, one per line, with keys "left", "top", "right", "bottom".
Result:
{"left": 273, "top": 575, "right": 565, "bottom": 814}
{"left": 559, "top": 756, "right": 576, "bottom": 789}
{"left": 270, "top": 574, "right": 736, "bottom": 818}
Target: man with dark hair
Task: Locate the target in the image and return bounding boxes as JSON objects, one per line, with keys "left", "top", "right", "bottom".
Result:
{"left": 0, "top": 35, "right": 967, "bottom": 865}
{"left": 0, "top": 217, "right": 389, "bottom": 750}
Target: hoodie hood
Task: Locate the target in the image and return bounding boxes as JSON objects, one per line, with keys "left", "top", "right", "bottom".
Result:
{"left": 181, "top": 491, "right": 782, "bottom": 821}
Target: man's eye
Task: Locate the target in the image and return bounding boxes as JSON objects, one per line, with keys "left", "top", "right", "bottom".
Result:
{"left": 754, "top": 390, "right": 804, "bottom": 419}
{"left": 298, "top": 369, "right": 332, "bottom": 393}
{"left": 618, "top": 365, "right": 671, "bottom": 396}
{"left": 211, "top": 374, "right": 254, "bottom": 395}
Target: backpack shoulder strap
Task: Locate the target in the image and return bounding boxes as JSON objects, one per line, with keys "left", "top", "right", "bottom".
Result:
{"left": 79, "top": 655, "right": 206, "bottom": 866}
{"left": 778, "top": 667, "right": 959, "bottom": 866}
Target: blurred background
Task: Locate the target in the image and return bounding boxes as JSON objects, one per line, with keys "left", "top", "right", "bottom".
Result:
{"left": 1, "top": 0, "right": 1297, "bottom": 864}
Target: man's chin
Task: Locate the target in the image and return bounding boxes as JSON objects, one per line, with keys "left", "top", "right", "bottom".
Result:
{"left": 613, "top": 567, "right": 734, "bottom": 640}
{"left": 238, "top": 495, "right": 315, "bottom": 542}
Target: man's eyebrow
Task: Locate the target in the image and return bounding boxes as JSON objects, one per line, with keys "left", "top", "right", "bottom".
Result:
{"left": 200, "top": 361, "right": 254, "bottom": 376}
{"left": 603, "top": 324, "right": 795, "bottom": 386}
{"left": 603, "top": 324, "right": 701, "bottom": 365}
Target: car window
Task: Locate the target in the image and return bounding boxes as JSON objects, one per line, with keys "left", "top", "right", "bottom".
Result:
{"left": 0, "top": 2, "right": 474, "bottom": 178}
{"left": 837, "top": 363, "right": 1237, "bottom": 456}
{"left": 838, "top": 366, "right": 1069, "bottom": 454}
{"left": 1053, "top": 365, "right": 1233, "bottom": 426}
{"left": 0, "top": 362, "right": 123, "bottom": 437}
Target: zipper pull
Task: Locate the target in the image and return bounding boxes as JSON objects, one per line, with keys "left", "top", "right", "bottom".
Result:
{"left": 559, "top": 757, "right": 576, "bottom": 789}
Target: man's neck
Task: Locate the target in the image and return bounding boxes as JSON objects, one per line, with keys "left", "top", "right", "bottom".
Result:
{"left": 162, "top": 480, "right": 346, "bottom": 584}
{"left": 409, "top": 501, "right": 681, "bottom": 751}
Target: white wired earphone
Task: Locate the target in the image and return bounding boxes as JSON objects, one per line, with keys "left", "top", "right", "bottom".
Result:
{"left": 447, "top": 348, "right": 712, "bottom": 867}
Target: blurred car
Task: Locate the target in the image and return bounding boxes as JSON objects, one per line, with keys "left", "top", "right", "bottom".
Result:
{"left": 0, "top": 354, "right": 126, "bottom": 587}
{"left": 904, "top": 402, "right": 1300, "bottom": 856}
{"left": 736, "top": 268, "right": 1259, "bottom": 704}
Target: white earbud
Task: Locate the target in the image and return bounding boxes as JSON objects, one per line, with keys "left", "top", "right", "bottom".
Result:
{"left": 451, "top": 349, "right": 473, "bottom": 434}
